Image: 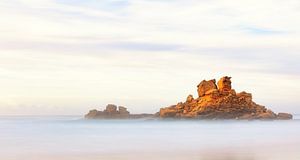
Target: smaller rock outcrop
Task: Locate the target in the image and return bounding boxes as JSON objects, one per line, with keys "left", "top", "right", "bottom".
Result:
{"left": 85, "top": 104, "right": 154, "bottom": 119}
{"left": 277, "top": 113, "right": 293, "bottom": 120}
{"left": 85, "top": 104, "right": 130, "bottom": 119}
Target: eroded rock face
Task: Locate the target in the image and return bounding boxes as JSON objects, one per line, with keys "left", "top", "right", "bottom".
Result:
{"left": 119, "top": 106, "right": 129, "bottom": 114}
{"left": 159, "top": 76, "right": 293, "bottom": 120}
{"left": 197, "top": 79, "right": 218, "bottom": 97}
{"left": 217, "top": 76, "right": 232, "bottom": 92}
{"left": 186, "top": 95, "right": 194, "bottom": 103}
{"left": 105, "top": 104, "right": 118, "bottom": 113}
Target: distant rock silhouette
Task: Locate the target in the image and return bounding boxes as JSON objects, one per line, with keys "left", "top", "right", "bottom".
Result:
{"left": 85, "top": 104, "right": 154, "bottom": 119}
{"left": 159, "top": 76, "right": 293, "bottom": 120}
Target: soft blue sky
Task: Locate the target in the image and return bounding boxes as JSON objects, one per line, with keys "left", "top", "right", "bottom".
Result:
{"left": 0, "top": 0, "right": 300, "bottom": 115}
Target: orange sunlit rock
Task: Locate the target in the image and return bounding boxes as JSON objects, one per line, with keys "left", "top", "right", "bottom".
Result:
{"left": 159, "top": 76, "right": 293, "bottom": 120}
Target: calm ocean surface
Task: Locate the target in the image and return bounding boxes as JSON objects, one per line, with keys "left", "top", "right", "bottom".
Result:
{"left": 1, "top": 115, "right": 300, "bottom": 160}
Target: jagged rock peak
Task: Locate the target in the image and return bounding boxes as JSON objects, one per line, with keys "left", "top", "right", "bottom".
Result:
{"left": 217, "top": 76, "right": 232, "bottom": 92}
{"left": 197, "top": 79, "right": 217, "bottom": 97}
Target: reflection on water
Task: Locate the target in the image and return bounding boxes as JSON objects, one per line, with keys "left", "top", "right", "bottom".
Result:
{"left": 0, "top": 115, "right": 300, "bottom": 160}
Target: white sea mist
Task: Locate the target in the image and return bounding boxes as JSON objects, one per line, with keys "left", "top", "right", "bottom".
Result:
{"left": 0, "top": 115, "right": 300, "bottom": 160}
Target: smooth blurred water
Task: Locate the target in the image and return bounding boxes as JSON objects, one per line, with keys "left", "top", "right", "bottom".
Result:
{"left": 0, "top": 115, "right": 300, "bottom": 160}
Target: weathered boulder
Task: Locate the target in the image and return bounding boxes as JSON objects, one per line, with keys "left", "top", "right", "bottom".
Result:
{"left": 119, "top": 106, "right": 130, "bottom": 115}
{"left": 197, "top": 79, "right": 218, "bottom": 97}
{"left": 186, "top": 95, "right": 194, "bottom": 103}
{"left": 236, "top": 91, "right": 252, "bottom": 104}
{"left": 84, "top": 109, "right": 99, "bottom": 119}
{"left": 104, "top": 104, "right": 117, "bottom": 113}
{"left": 217, "top": 76, "right": 232, "bottom": 92}
{"left": 118, "top": 107, "right": 130, "bottom": 118}
{"left": 159, "top": 76, "right": 293, "bottom": 120}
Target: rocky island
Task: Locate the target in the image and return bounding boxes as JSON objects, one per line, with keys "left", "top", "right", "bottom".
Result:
{"left": 85, "top": 76, "right": 292, "bottom": 120}
{"left": 159, "top": 76, "right": 292, "bottom": 120}
{"left": 85, "top": 104, "right": 154, "bottom": 119}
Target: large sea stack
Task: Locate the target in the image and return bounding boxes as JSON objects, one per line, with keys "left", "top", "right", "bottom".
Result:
{"left": 159, "top": 76, "right": 293, "bottom": 120}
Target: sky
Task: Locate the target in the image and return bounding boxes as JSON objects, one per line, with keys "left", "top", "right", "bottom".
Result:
{"left": 0, "top": 0, "right": 300, "bottom": 115}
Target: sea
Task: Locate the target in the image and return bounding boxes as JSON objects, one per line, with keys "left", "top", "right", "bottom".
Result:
{"left": 0, "top": 115, "right": 300, "bottom": 160}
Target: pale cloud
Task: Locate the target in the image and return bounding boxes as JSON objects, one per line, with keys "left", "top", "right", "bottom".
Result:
{"left": 1, "top": 0, "right": 300, "bottom": 46}
{"left": 0, "top": 0, "right": 300, "bottom": 114}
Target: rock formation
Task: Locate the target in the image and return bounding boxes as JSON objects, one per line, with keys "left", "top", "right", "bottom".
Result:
{"left": 197, "top": 79, "right": 218, "bottom": 97}
{"left": 85, "top": 104, "right": 154, "bottom": 119}
{"left": 159, "top": 76, "right": 293, "bottom": 120}
{"left": 217, "top": 76, "right": 232, "bottom": 92}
